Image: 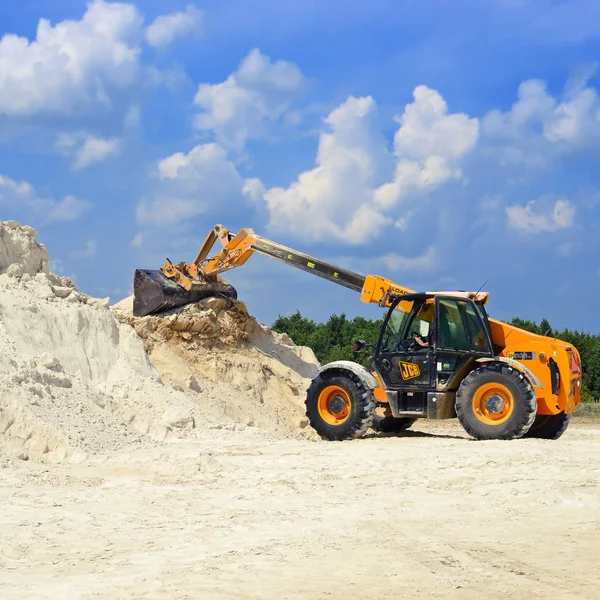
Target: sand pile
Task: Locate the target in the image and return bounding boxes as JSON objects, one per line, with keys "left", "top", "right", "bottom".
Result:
{"left": 0, "top": 220, "right": 238, "bottom": 463}
{"left": 113, "top": 295, "right": 320, "bottom": 439}
{"left": 0, "top": 219, "right": 320, "bottom": 464}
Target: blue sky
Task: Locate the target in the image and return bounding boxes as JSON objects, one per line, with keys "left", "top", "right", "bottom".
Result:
{"left": 1, "top": 0, "right": 599, "bottom": 331}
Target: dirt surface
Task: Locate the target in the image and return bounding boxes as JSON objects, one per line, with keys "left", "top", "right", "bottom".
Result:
{"left": 2, "top": 419, "right": 599, "bottom": 600}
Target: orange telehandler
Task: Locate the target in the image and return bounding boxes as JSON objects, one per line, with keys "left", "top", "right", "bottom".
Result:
{"left": 133, "top": 224, "right": 582, "bottom": 441}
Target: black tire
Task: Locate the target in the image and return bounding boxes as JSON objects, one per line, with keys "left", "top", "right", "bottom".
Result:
{"left": 456, "top": 364, "right": 537, "bottom": 440}
{"left": 373, "top": 416, "right": 417, "bottom": 433}
{"left": 305, "top": 371, "right": 375, "bottom": 441}
{"left": 524, "top": 412, "right": 571, "bottom": 440}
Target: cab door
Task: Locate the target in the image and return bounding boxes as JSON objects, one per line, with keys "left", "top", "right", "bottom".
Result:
{"left": 435, "top": 297, "right": 494, "bottom": 388}
{"left": 374, "top": 297, "right": 435, "bottom": 391}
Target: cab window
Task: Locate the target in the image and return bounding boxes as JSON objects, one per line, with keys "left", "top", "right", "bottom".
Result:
{"left": 463, "top": 303, "right": 490, "bottom": 352}
{"left": 437, "top": 298, "right": 490, "bottom": 353}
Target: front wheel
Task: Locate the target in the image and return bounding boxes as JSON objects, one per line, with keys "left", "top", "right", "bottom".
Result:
{"left": 456, "top": 364, "right": 537, "bottom": 440}
{"left": 524, "top": 412, "right": 571, "bottom": 440}
{"left": 305, "top": 371, "right": 375, "bottom": 441}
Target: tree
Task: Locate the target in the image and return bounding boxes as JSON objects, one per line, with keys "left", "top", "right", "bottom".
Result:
{"left": 272, "top": 311, "right": 317, "bottom": 347}
{"left": 539, "top": 318, "right": 552, "bottom": 336}
{"left": 273, "top": 311, "right": 381, "bottom": 369}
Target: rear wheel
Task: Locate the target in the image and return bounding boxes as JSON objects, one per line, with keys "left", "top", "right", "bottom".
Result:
{"left": 373, "top": 416, "right": 416, "bottom": 433}
{"left": 305, "top": 372, "right": 375, "bottom": 441}
{"left": 456, "top": 364, "right": 537, "bottom": 440}
{"left": 524, "top": 412, "right": 571, "bottom": 440}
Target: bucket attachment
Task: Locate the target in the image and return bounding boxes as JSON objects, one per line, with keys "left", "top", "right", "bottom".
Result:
{"left": 133, "top": 269, "right": 237, "bottom": 317}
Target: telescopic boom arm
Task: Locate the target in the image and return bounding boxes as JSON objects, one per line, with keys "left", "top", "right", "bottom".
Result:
{"left": 134, "top": 223, "right": 488, "bottom": 318}
{"left": 165, "top": 224, "right": 417, "bottom": 308}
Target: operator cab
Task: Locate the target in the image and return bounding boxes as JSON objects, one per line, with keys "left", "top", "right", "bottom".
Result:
{"left": 374, "top": 293, "right": 494, "bottom": 417}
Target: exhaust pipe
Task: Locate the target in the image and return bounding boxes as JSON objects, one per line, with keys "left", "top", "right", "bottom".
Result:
{"left": 133, "top": 269, "right": 237, "bottom": 317}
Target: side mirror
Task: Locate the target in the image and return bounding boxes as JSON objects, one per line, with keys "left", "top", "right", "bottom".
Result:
{"left": 353, "top": 340, "right": 369, "bottom": 352}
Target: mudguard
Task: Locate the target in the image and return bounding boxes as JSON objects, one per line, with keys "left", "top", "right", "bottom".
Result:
{"left": 476, "top": 357, "right": 544, "bottom": 389}
{"left": 318, "top": 360, "right": 379, "bottom": 390}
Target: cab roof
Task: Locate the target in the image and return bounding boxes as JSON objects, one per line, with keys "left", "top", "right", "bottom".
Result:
{"left": 412, "top": 291, "right": 490, "bottom": 304}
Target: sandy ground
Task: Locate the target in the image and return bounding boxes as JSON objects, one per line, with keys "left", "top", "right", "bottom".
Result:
{"left": 1, "top": 419, "right": 599, "bottom": 600}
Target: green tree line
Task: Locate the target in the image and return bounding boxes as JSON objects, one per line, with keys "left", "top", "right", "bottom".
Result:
{"left": 273, "top": 311, "right": 600, "bottom": 402}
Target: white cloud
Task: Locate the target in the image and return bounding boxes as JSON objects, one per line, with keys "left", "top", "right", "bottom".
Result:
{"left": 243, "top": 178, "right": 266, "bottom": 203}
{"left": 193, "top": 48, "right": 306, "bottom": 150}
{"left": 557, "top": 242, "right": 581, "bottom": 257}
{"left": 157, "top": 151, "right": 192, "bottom": 179}
{"left": 47, "top": 195, "right": 93, "bottom": 222}
{"left": 145, "top": 5, "right": 203, "bottom": 48}
{"left": 137, "top": 143, "right": 256, "bottom": 227}
{"left": 70, "top": 239, "right": 98, "bottom": 260}
{"left": 375, "top": 87, "right": 478, "bottom": 210}
{"left": 394, "top": 214, "right": 413, "bottom": 231}
{"left": 0, "top": 174, "right": 92, "bottom": 222}
{"left": 263, "top": 96, "right": 392, "bottom": 244}
{"left": 55, "top": 133, "right": 79, "bottom": 153}
{"left": 483, "top": 74, "right": 600, "bottom": 166}
{"left": 124, "top": 104, "right": 141, "bottom": 128}
{"left": 376, "top": 247, "right": 437, "bottom": 272}
{"left": 484, "top": 80, "right": 554, "bottom": 139}
{"left": 506, "top": 197, "right": 575, "bottom": 234}
{"left": 0, "top": 0, "right": 143, "bottom": 118}
{"left": 74, "top": 136, "right": 121, "bottom": 170}
{"left": 131, "top": 233, "right": 143, "bottom": 247}
{"left": 394, "top": 86, "right": 479, "bottom": 160}
{"left": 544, "top": 87, "right": 600, "bottom": 144}
{"left": 55, "top": 132, "right": 121, "bottom": 169}
{"left": 262, "top": 87, "right": 478, "bottom": 244}
{"left": 338, "top": 246, "right": 437, "bottom": 276}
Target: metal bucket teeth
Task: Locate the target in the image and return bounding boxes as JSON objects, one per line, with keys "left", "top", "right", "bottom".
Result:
{"left": 133, "top": 269, "right": 237, "bottom": 317}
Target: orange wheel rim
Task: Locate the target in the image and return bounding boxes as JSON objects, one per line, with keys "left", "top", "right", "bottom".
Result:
{"left": 472, "top": 383, "right": 514, "bottom": 426}
{"left": 317, "top": 385, "right": 351, "bottom": 425}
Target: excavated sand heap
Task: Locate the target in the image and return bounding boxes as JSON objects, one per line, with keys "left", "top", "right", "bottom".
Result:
{"left": 0, "top": 220, "right": 237, "bottom": 463}
{"left": 112, "top": 295, "right": 320, "bottom": 439}
{"left": 0, "top": 219, "right": 321, "bottom": 464}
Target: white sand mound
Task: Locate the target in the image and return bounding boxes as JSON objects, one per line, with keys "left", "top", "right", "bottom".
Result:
{"left": 112, "top": 294, "right": 321, "bottom": 439}
{"left": 0, "top": 220, "right": 241, "bottom": 463}
{"left": 0, "top": 219, "right": 50, "bottom": 277}
{"left": 0, "top": 219, "right": 320, "bottom": 463}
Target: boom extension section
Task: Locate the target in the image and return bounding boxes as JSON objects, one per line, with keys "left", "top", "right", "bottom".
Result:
{"left": 197, "top": 225, "right": 367, "bottom": 293}
{"left": 133, "top": 224, "right": 419, "bottom": 316}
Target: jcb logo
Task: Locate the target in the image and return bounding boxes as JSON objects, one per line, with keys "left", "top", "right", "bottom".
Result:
{"left": 399, "top": 361, "right": 420, "bottom": 380}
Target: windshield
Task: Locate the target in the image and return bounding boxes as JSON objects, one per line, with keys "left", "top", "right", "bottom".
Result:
{"left": 380, "top": 299, "right": 434, "bottom": 353}
{"left": 380, "top": 300, "right": 413, "bottom": 353}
